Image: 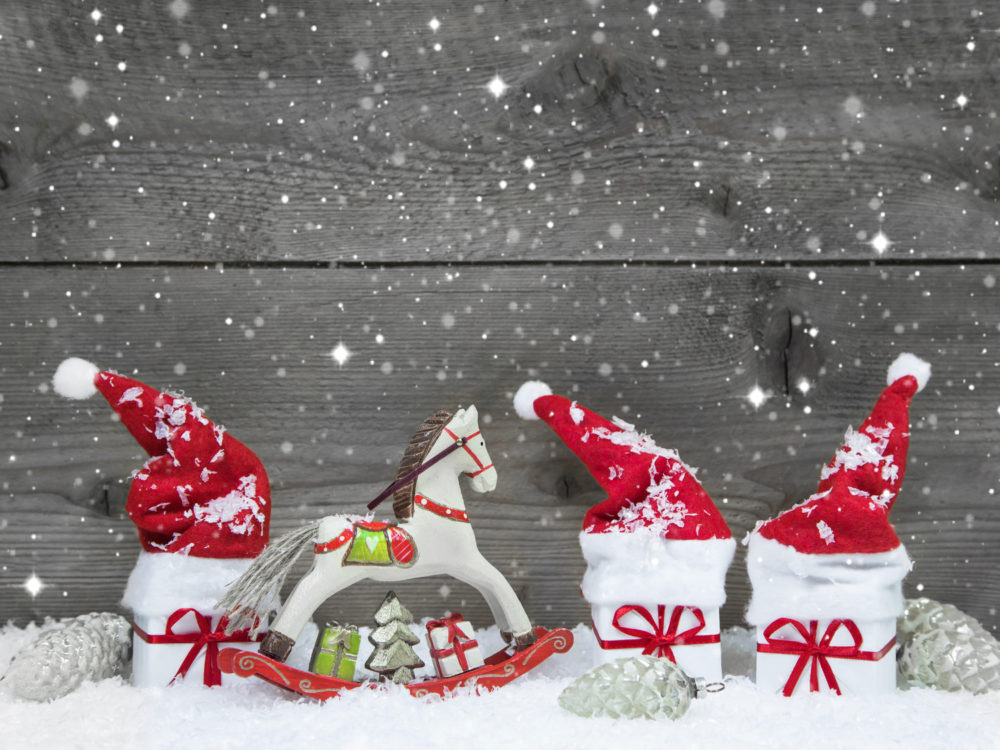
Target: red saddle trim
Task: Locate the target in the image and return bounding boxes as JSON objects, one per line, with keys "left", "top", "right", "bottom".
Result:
{"left": 315, "top": 530, "right": 352, "bottom": 554}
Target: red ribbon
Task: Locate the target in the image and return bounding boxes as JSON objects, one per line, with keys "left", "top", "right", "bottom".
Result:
{"left": 594, "top": 604, "right": 720, "bottom": 662}
{"left": 757, "top": 618, "right": 896, "bottom": 697}
{"left": 133, "top": 608, "right": 260, "bottom": 687}
{"left": 426, "top": 613, "right": 479, "bottom": 672}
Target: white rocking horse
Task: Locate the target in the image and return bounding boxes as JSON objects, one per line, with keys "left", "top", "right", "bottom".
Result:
{"left": 219, "top": 406, "right": 536, "bottom": 663}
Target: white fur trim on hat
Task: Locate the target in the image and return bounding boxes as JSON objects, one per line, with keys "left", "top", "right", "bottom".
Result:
{"left": 580, "top": 529, "right": 735, "bottom": 609}
{"left": 121, "top": 551, "right": 255, "bottom": 618}
{"left": 887, "top": 353, "right": 931, "bottom": 392}
{"left": 52, "top": 358, "right": 100, "bottom": 400}
{"left": 745, "top": 533, "right": 912, "bottom": 625}
{"left": 513, "top": 380, "right": 552, "bottom": 420}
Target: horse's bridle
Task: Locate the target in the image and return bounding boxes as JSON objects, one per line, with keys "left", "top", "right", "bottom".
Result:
{"left": 366, "top": 424, "right": 493, "bottom": 511}
{"left": 443, "top": 427, "right": 494, "bottom": 478}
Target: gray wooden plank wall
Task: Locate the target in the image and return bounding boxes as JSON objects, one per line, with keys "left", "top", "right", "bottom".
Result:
{"left": 1, "top": 1, "right": 998, "bottom": 633}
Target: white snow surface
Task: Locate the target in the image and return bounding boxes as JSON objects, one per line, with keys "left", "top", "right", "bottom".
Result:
{"left": 52, "top": 357, "right": 100, "bottom": 399}
{"left": 2, "top": 620, "right": 998, "bottom": 750}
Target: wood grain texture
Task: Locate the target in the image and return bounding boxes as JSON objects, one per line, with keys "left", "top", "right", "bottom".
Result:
{"left": 1, "top": 265, "right": 998, "bottom": 630}
{"left": 1, "top": 1, "right": 998, "bottom": 262}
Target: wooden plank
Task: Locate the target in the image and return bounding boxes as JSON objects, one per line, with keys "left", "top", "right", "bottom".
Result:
{"left": 1, "top": 1, "right": 998, "bottom": 262}
{"left": 1, "top": 264, "right": 998, "bottom": 631}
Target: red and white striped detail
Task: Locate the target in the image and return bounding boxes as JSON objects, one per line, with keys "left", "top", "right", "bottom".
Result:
{"left": 416, "top": 494, "right": 469, "bottom": 523}
{"left": 387, "top": 526, "right": 416, "bottom": 564}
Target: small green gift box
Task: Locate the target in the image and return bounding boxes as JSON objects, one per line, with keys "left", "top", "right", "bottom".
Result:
{"left": 309, "top": 622, "right": 361, "bottom": 680}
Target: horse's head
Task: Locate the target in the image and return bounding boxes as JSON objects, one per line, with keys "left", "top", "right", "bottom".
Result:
{"left": 447, "top": 406, "right": 497, "bottom": 493}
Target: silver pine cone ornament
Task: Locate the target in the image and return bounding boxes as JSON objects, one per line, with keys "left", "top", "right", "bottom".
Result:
{"left": 897, "top": 598, "right": 1000, "bottom": 694}
{"left": 2, "top": 612, "right": 132, "bottom": 702}
{"left": 559, "top": 656, "right": 703, "bottom": 720}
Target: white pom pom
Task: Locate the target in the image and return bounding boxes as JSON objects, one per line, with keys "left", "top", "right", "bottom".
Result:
{"left": 52, "top": 358, "right": 100, "bottom": 399}
{"left": 513, "top": 380, "right": 552, "bottom": 420}
{"left": 887, "top": 353, "right": 931, "bottom": 392}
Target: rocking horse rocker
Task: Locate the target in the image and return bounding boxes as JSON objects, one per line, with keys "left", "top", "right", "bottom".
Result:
{"left": 216, "top": 406, "right": 573, "bottom": 699}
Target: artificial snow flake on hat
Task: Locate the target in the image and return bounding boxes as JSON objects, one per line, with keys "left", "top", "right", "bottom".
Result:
{"left": 745, "top": 353, "right": 929, "bottom": 625}
{"left": 514, "top": 381, "right": 734, "bottom": 608}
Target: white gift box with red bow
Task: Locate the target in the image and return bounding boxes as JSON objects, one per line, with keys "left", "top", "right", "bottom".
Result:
{"left": 581, "top": 531, "right": 735, "bottom": 683}
{"left": 590, "top": 601, "right": 723, "bottom": 682}
{"left": 755, "top": 617, "right": 897, "bottom": 696}
{"left": 131, "top": 609, "right": 262, "bottom": 688}
{"left": 123, "top": 553, "right": 262, "bottom": 687}
{"left": 747, "top": 535, "right": 910, "bottom": 696}
{"left": 426, "top": 614, "right": 485, "bottom": 678}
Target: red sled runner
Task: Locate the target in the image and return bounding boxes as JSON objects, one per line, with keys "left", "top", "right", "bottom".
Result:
{"left": 218, "top": 626, "right": 573, "bottom": 700}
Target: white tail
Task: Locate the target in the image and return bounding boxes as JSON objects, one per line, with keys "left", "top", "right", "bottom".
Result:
{"left": 218, "top": 522, "right": 319, "bottom": 636}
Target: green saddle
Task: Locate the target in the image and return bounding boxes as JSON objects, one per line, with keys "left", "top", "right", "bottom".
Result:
{"left": 342, "top": 521, "right": 416, "bottom": 567}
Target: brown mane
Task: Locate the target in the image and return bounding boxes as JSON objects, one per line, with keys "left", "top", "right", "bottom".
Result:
{"left": 392, "top": 409, "right": 453, "bottom": 520}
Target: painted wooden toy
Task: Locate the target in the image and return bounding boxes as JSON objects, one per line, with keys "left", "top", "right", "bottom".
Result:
{"left": 218, "top": 406, "right": 572, "bottom": 697}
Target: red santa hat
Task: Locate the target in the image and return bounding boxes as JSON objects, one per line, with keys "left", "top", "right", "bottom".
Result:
{"left": 745, "top": 353, "right": 929, "bottom": 626}
{"left": 514, "top": 382, "right": 734, "bottom": 608}
{"left": 54, "top": 358, "right": 271, "bottom": 615}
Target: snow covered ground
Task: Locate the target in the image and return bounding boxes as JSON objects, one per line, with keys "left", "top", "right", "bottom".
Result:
{"left": 2, "top": 620, "right": 998, "bottom": 750}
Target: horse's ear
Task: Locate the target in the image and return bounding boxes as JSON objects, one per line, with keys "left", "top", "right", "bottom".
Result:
{"left": 466, "top": 404, "right": 479, "bottom": 423}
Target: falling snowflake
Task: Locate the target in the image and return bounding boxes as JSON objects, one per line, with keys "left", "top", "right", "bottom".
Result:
{"left": 23, "top": 574, "right": 44, "bottom": 598}
{"left": 331, "top": 342, "right": 352, "bottom": 366}
{"left": 168, "top": 0, "right": 190, "bottom": 20}
{"left": 486, "top": 75, "right": 509, "bottom": 99}
{"left": 870, "top": 231, "right": 892, "bottom": 254}
{"left": 746, "top": 385, "right": 768, "bottom": 409}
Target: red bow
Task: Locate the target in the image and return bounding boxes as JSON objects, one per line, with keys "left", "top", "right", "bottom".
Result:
{"left": 426, "top": 613, "right": 478, "bottom": 672}
{"left": 133, "top": 608, "right": 260, "bottom": 687}
{"left": 757, "top": 618, "right": 896, "bottom": 697}
{"left": 594, "top": 605, "right": 720, "bottom": 662}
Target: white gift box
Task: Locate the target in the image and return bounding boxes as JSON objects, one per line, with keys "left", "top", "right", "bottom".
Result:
{"left": 580, "top": 530, "right": 735, "bottom": 683}
{"left": 746, "top": 534, "right": 910, "bottom": 696}
{"left": 427, "top": 616, "right": 485, "bottom": 678}
{"left": 590, "top": 601, "right": 723, "bottom": 682}
{"left": 755, "top": 617, "right": 897, "bottom": 696}
{"left": 132, "top": 609, "right": 261, "bottom": 688}
{"left": 122, "top": 551, "right": 261, "bottom": 688}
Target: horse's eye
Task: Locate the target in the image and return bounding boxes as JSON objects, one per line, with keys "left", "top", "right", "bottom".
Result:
{"left": 480, "top": 440, "right": 485, "bottom": 446}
